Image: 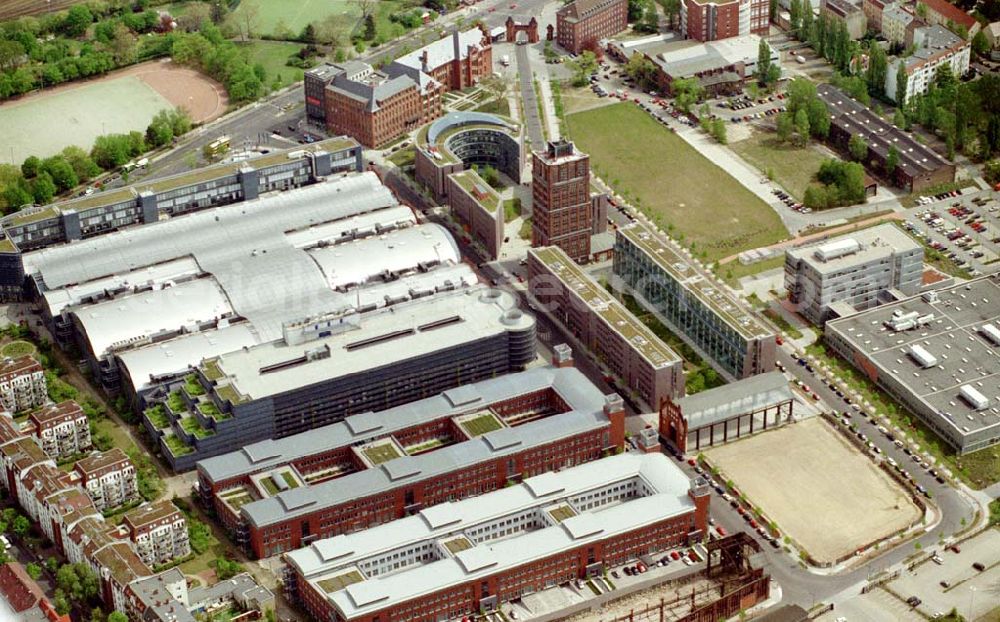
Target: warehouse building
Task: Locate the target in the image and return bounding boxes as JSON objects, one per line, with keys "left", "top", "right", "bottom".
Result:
{"left": 285, "top": 453, "right": 710, "bottom": 622}
{"left": 414, "top": 112, "right": 523, "bottom": 201}
{"left": 527, "top": 246, "right": 685, "bottom": 408}
{"left": 196, "top": 362, "right": 623, "bottom": 554}
{"left": 614, "top": 222, "right": 776, "bottom": 382}
{"left": 818, "top": 85, "right": 955, "bottom": 192}
{"left": 785, "top": 223, "right": 924, "bottom": 325}
{"left": 0, "top": 137, "right": 362, "bottom": 302}
{"left": 659, "top": 371, "right": 794, "bottom": 452}
{"left": 825, "top": 275, "right": 1000, "bottom": 454}
{"left": 218, "top": 364, "right": 622, "bottom": 558}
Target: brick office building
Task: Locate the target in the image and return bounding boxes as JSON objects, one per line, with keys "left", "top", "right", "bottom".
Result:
{"left": 28, "top": 401, "right": 90, "bottom": 460}
{"left": 196, "top": 363, "right": 625, "bottom": 558}
{"left": 556, "top": 0, "right": 629, "bottom": 54}
{"left": 527, "top": 246, "right": 685, "bottom": 408}
{"left": 0, "top": 356, "right": 46, "bottom": 414}
{"left": 73, "top": 448, "right": 138, "bottom": 511}
{"left": 286, "top": 453, "right": 711, "bottom": 622}
{"left": 314, "top": 28, "right": 493, "bottom": 147}
{"left": 121, "top": 500, "right": 191, "bottom": 566}
{"left": 531, "top": 140, "right": 592, "bottom": 262}
{"left": 681, "top": 0, "right": 769, "bottom": 41}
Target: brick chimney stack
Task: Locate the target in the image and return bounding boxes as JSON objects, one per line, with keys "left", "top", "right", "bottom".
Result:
{"left": 604, "top": 393, "right": 625, "bottom": 450}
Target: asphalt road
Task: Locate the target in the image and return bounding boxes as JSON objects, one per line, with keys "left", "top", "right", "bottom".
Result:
{"left": 515, "top": 42, "right": 546, "bottom": 148}
{"left": 681, "top": 345, "right": 981, "bottom": 610}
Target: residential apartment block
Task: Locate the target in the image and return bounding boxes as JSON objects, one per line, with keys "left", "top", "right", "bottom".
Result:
{"left": 885, "top": 24, "right": 970, "bottom": 104}
{"left": 73, "top": 448, "right": 138, "bottom": 511}
{"left": 659, "top": 372, "right": 794, "bottom": 452}
{"left": 557, "top": 0, "right": 629, "bottom": 54}
{"left": 818, "top": 85, "right": 955, "bottom": 193}
{"left": 286, "top": 453, "right": 714, "bottom": 622}
{"left": 881, "top": 3, "right": 919, "bottom": 45}
{"left": 681, "top": 0, "right": 769, "bottom": 42}
{"left": 532, "top": 140, "right": 593, "bottom": 262}
{"left": 309, "top": 28, "right": 492, "bottom": 147}
{"left": 863, "top": 0, "right": 896, "bottom": 31}
{"left": 825, "top": 276, "right": 1000, "bottom": 454}
{"left": 613, "top": 222, "right": 776, "bottom": 382}
{"left": 919, "top": 0, "right": 979, "bottom": 35}
{"left": 820, "top": 0, "right": 868, "bottom": 38}
{"left": 121, "top": 500, "right": 191, "bottom": 567}
{"left": 527, "top": 246, "right": 685, "bottom": 408}
{"left": 196, "top": 363, "right": 625, "bottom": 558}
{"left": 28, "top": 400, "right": 90, "bottom": 460}
{"left": 0, "top": 356, "right": 46, "bottom": 414}
{"left": 784, "top": 223, "right": 923, "bottom": 325}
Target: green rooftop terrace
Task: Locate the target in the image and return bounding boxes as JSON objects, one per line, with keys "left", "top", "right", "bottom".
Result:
{"left": 618, "top": 223, "right": 772, "bottom": 339}
{"left": 450, "top": 170, "right": 500, "bottom": 210}
{"left": 530, "top": 246, "right": 681, "bottom": 368}
{"left": 317, "top": 570, "right": 364, "bottom": 594}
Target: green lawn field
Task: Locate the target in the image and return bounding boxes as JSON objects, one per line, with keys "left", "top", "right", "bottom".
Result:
{"left": 233, "top": 0, "right": 360, "bottom": 37}
{"left": 0, "top": 75, "right": 171, "bottom": 161}
{"left": 565, "top": 104, "right": 788, "bottom": 261}
{"left": 730, "top": 129, "right": 831, "bottom": 201}
{"left": 242, "top": 40, "right": 306, "bottom": 88}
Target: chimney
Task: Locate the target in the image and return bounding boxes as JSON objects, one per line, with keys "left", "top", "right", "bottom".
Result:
{"left": 552, "top": 343, "right": 574, "bottom": 368}
{"left": 452, "top": 29, "right": 461, "bottom": 61}
{"left": 688, "top": 477, "right": 711, "bottom": 534}
{"left": 604, "top": 393, "right": 625, "bottom": 451}
{"left": 421, "top": 50, "right": 430, "bottom": 72}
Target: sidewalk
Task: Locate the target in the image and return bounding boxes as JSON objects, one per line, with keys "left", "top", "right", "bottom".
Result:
{"left": 535, "top": 75, "right": 561, "bottom": 141}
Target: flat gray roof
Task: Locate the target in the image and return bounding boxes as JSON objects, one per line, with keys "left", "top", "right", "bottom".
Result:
{"left": 785, "top": 223, "right": 922, "bottom": 275}
{"left": 827, "top": 275, "right": 1000, "bottom": 437}
{"left": 242, "top": 398, "right": 606, "bottom": 528}
{"left": 198, "top": 366, "right": 608, "bottom": 484}
{"left": 212, "top": 287, "right": 533, "bottom": 401}
{"left": 284, "top": 453, "right": 694, "bottom": 619}
{"left": 675, "top": 371, "right": 792, "bottom": 429}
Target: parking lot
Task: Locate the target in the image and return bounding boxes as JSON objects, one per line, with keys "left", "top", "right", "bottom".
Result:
{"left": 902, "top": 188, "right": 1000, "bottom": 276}
{"left": 886, "top": 528, "right": 1000, "bottom": 621}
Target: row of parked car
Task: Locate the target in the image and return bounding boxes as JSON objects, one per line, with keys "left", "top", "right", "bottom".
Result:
{"left": 916, "top": 188, "right": 965, "bottom": 205}
{"left": 772, "top": 188, "right": 810, "bottom": 213}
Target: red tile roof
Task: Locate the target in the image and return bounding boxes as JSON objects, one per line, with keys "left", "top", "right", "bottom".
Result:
{"left": 0, "top": 562, "right": 45, "bottom": 612}
{"left": 922, "top": 0, "right": 976, "bottom": 28}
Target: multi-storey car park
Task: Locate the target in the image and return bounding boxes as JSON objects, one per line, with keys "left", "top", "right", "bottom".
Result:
{"left": 527, "top": 246, "right": 685, "bottom": 408}
{"left": 784, "top": 223, "right": 924, "bottom": 325}
{"left": 613, "top": 222, "right": 776, "bottom": 383}
{"left": 0, "top": 137, "right": 362, "bottom": 300}
{"left": 195, "top": 362, "right": 624, "bottom": 558}
{"left": 825, "top": 275, "right": 1000, "bottom": 454}
{"left": 414, "top": 112, "right": 523, "bottom": 201}
{"left": 284, "top": 453, "right": 711, "bottom": 622}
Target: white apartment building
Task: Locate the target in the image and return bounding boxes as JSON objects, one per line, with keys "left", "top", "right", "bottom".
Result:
{"left": 122, "top": 500, "right": 191, "bottom": 566}
{"left": 785, "top": 224, "right": 924, "bottom": 325}
{"left": 0, "top": 356, "right": 46, "bottom": 415}
{"left": 73, "top": 448, "right": 138, "bottom": 511}
{"left": 29, "top": 400, "right": 91, "bottom": 460}
{"left": 886, "top": 24, "right": 970, "bottom": 103}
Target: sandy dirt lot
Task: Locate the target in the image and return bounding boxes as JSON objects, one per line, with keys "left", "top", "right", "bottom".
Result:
{"left": 706, "top": 417, "right": 921, "bottom": 564}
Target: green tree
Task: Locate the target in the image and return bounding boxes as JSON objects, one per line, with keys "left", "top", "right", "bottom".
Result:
{"left": 776, "top": 111, "right": 794, "bottom": 142}
{"left": 711, "top": 117, "right": 727, "bottom": 144}
{"left": 866, "top": 42, "right": 888, "bottom": 97}
{"left": 655, "top": 0, "right": 681, "bottom": 28}
{"left": 849, "top": 134, "right": 868, "bottom": 161}
{"left": 915, "top": 2, "right": 928, "bottom": 18}
{"left": 108, "top": 612, "right": 128, "bottom": 622}
{"left": 789, "top": 0, "right": 801, "bottom": 34}
{"left": 769, "top": 0, "right": 778, "bottom": 21}
{"left": 30, "top": 173, "right": 55, "bottom": 204}
{"left": 146, "top": 110, "right": 175, "bottom": 147}
{"left": 672, "top": 77, "right": 703, "bottom": 112}
{"left": 567, "top": 50, "right": 598, "bottom": 86}
{"left": 61, "top": 146, "right": 101, "bottom": 182}
{"left": 807, "top": 98, "right": 830, "bottom": 138}
{"left": 801, "top": 4, "right": 813, "bottom": 43}
{"left": 25, "top": 563, "right": 41, "bottom": 580}
{"left": 894, "top": 61, "right": 908, "bottom": 105}
{"left": 625, "top": 52, "right": 658, "bottom": 90}
{"left": 53, "top": 590, "right": 70, "bottom": 616}
{"left": 885, "top": 145, "right": 899, "bottom": 175}
{"left": 972, "top": 30, "right": 989, "bottom": 56}
{"left": 21, "top": 156, "right": 40, "bottom": 179}
{"left": 62, "top": 4, "right": 94, "bottom": 38}
{"left": 756, "top": 37, "right": 772, "bottom": 85}
{"left": 893, "top": 107, "right": 908, "bottom": 130}
{"left": 41, "top": 156, "right": 78, "bottom": 193}
{"left": 56, "top": 563, "right": 99, "bottom": 606}
{"left": 215, "top": 557, "right": 244, "bottom": 581}
{"left": 794, "top": 108, "right": 810, "bottom": 145}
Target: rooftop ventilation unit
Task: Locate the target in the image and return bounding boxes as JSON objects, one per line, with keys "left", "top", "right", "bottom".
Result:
{"left": 959, "top": 385, "right": 989, "bottom": 411}
{"left": 908, "top": 344, "right": 937, "bottom": 369}
{"left": 979, "top": 323, "right": 1000, "bottom": 347}
{"left": 815, "top": 238, "right": 861, "bottom": 262}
